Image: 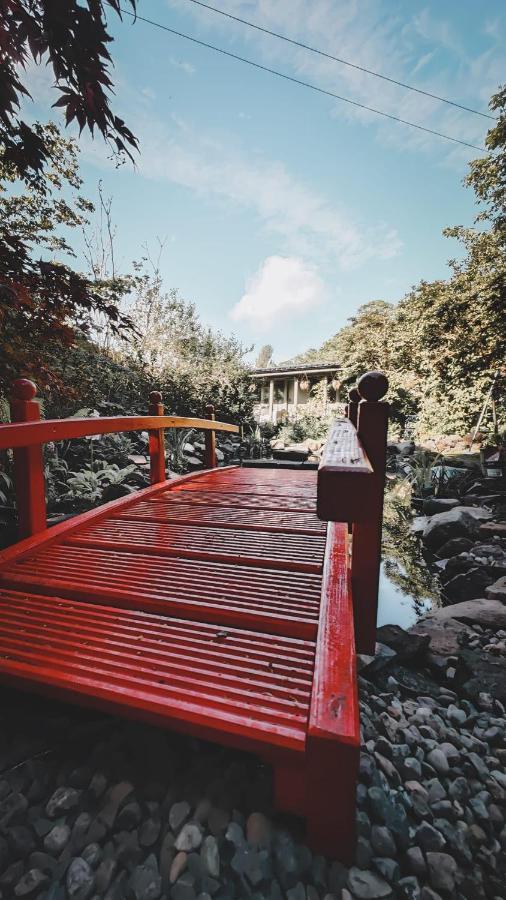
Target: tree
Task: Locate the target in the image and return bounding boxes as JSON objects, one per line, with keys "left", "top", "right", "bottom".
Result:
{"left": 255, "top": 345, "right": 274, "bottom": 368}
{"left": 0, "top": 123, "right": 133, "bottom": 397}
{"left": 0, "top": 1, "right": 137, "bottom": 183}
{"left": 465, "top": 85, "right": 506, "bottom": 242}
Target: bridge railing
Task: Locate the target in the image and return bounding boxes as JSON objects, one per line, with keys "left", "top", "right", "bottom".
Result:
{"left": 317, "top": 371, "right": 389, "bottom": 655}
{"left": 0, "top": 379, "right": 239, "bottom": 539}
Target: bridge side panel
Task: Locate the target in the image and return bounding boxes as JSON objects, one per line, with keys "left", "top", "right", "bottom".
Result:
{"left": 305, "top": 522, "right": 360, "bottom": 862}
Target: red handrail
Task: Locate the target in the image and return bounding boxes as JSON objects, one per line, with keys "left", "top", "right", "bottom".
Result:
{"left": 2, "top": 379, "right": 239, "bottom": 539}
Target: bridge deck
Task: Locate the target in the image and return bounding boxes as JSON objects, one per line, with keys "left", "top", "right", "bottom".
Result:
{"left": 0, "top": 465, "right": 359, "bottom": 859}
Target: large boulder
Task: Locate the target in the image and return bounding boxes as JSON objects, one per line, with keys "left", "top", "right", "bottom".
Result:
{"left": 375, "top": 624, "right": 430, "bottom": 662}
{"left": 422, "top": 506, "right": 492, "bottom": 550}
{"left": 443, "top": 567, "right": 496, "bottom": 603}
{"left": 486, "top": 576, "right": 506, "bottom": 603}
{"left": 416, "top": 597, "right": 506, "bottom": 630}
{"left": 422, "top": 498, "right": 460, "bottom": 515}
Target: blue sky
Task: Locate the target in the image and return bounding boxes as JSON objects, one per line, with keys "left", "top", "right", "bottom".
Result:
{"left": 26, "top": 0, "right": 504, "bottom": 361}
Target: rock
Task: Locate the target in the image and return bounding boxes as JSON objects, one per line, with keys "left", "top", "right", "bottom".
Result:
{"left": 422, "top": 506, "right": 492, "bottom": 550}
{"left": 422, "top": 498, "right": 460, "bottom": 515}
{"left": 444, "top": 567, "right": 495, "bottom": 602}
{"left": 66, "top": 857, "right": 96, "bottom": 900}
{"left": 44, "top": 823, "right": 71, "bottom": 854}
{"left": 98, "top": 782, "right": 133, "bottom": 829}
{"left": 169, "top": 851, "right": 187, "bottom": 884}
{"left": 7, "top": 824, "right": 36, "bottom": 857}
{"left": 14, "top": 868, "right": 48, "bottom": 897}
{"left": 426, "top": 750, "right": 449, "bottom": 776}
{"left": 425, "top": 852, "right": 457, "bottom": 893}
{"left": 347, "top": 867, "right": 391, "bottom": 899}
{"left": 375, "top": 625, "right": 430, "bottom": 662}
{"left": 405, "top": 846, "right": 426, "bottom": 877}
{"left": 175, "top": 824, "right": 203, "bottom": 852}
{"left": 486, "top": 576, "right": 506, "bottom": 602}
{"left": 200, "top": 836, "right": 219, "bottom": 877}
{"left": 435, "top": 537, "right": 474, "bottom": 559}
{"left": 397, "top": 876, "right": 421, "bottom": 899}
{"left": 116, "top": 800, "right": 142, "bottom": 830}
{"left": 129, "top": 857, "right": 162, "bottom": 900}
{"left": 95, "top": 858, "right": 117, "bottom": 894}
{"left": 479, "top": 521, "right": 506, "bottom": 539}
{"left": 415, "top": 823, "right": 445, "bottom": 852}
{"left": 370, "top": 826, "right": 396, "bottom": 858}
{"left": 246, "top": 811, "right": 271, "bottom": 845}
{"left": 169, "top": 801, "right": 191, "bottom": 833}
{"left": 139, "top": 817, "right": 161, "bottom": 848}
{"left": 46, "top": 786, "right": 81, "bottom": 817}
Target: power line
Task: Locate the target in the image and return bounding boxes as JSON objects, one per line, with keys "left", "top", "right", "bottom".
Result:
{"left": 121, "top": 8, "right": 488, "bottom": 154}
{"left": 182, "top": 0, "right": 494, "bottom": 121}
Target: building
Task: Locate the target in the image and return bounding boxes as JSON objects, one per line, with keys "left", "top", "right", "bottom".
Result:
{"left": 251, "top": 362, "right": 343, "bottom": 424}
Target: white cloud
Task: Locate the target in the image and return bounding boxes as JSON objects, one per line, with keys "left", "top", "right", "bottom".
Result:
{"left": 230, "top": 256, "right": 325, "bottom": 327}
{"left": 82, "top": 112, "right": 401, "bottom": 269}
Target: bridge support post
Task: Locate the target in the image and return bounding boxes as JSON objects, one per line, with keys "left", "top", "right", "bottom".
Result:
{"left": 204, "top": 404, "right": 217, "bottom": 468}
{"left": 148, "top": 391, "right": 166, "bottom": 484}
{"left": 10, "top": 379, "right": 47, "bottom": 538}
{"left": 351, "top": 372, "right": 389, "bottom": 655}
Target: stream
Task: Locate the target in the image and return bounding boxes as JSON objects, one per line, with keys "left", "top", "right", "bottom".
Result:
{"left": 377, "top": 481, "right": 440, "bottom": 628}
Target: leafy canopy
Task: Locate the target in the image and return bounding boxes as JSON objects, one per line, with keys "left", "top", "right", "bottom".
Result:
{"left": 0, "top": 1, "right": 138, "bottom": 182}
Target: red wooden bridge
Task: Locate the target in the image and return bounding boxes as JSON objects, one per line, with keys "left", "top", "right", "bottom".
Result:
{"left": 0, "top": 373, "right": 388, "bottom": 861}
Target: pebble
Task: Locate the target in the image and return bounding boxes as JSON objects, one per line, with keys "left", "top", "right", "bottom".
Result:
{"left": 46, "top": 787, "right": 81, "bottom": 818}
{"left": 425, "top": 852, "right": 457, "bottom": 893}
{"left": 43, "top": 824, "right": 71, "bottom": 855}
{"left": 66, "top": 857, "right": 95, "bottom": 899}
{"left": 170, "top": 801, "right": 191, "bottom": 833}
{"left": 347, "top": 866, "right": 391, "bottom": 898}
{"left": 426, "top": 750, "right": 449, "bottom": 776}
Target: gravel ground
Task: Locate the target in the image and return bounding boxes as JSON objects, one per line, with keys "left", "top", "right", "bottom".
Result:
{"left": 0, "top": 625, "right": 505, "bottom": 900}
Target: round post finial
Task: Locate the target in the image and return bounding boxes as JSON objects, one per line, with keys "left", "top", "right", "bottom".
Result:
{"left": 348, "top": 387, "right": 361, "bottom": 404}
{"left": 205, "top": 403, "right": 215, "bottom": 416}
{"left": 12, "top": 379, "right": 37, "bottom": 401}
{"left": 357, "top": 371, "right": 389, "bottom": 401}
{"left": 149, "top": 390, "right": 162, "bottom": 404}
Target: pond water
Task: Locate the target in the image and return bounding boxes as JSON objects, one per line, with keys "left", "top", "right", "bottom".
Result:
{"left": 377, "top": 483, "right": 441, "bottom": 629}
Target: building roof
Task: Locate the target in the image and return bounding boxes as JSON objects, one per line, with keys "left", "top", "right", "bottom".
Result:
{"left": 250, "top": 362, "right": 341, "bottom": 378}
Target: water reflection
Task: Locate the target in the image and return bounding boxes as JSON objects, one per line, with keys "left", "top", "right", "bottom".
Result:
{"left": 378, "top": 482, "right": 441, "bottom": 628}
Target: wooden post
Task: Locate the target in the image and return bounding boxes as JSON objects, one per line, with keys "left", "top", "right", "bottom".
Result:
{"left": 148, "top": 390, "right": 166, "bottom": 484}
{"left": 10, "top": 379, "right": 46, "bottom": 538}
{"left": 268, "top": 378, "right": 274, "bottom": 423}
{"left": 351, "top": 372, "right": 389, "bottom": 655}
{"left": 204, "top": 403, "right": 217, "bottom": 469}
{"left": 346, "top": 386, "right": 360, "bottom": 428}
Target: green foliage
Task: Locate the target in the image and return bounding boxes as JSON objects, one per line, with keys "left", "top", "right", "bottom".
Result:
{"left": 0, "top": 123, "right": 133, "bottom": 395}
{"left": 1, "top": 1, "right": 137, "bottom": 182}
{"left": 465, "top": 85, "right": 506, "bottom": 242}
{"left": 280, "top": 87, "right": 506, "bottom": 441}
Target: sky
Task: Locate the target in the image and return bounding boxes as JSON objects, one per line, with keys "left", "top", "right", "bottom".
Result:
{"left": 25, "top": 0, "right": 504, "bottom": 362}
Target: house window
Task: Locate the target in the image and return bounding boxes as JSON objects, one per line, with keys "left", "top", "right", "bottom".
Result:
{"left": 274, "top": 380, "right": 285, "bottom": 402}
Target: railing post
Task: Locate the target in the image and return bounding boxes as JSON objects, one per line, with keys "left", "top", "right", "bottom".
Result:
{"left": 346, "top": 387, "right": 360, "bottom": 428}
{"left": 10, "top": 379, "right": 47, "bottom": 538}
{"left": 148, "top": 390, "right": 166, "bottom": 484}
{"left": 204, "top": 403, "right": 217, "bottom": 468}
{"left": 351, "top": 372, "right": 389, "bottom": 655}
